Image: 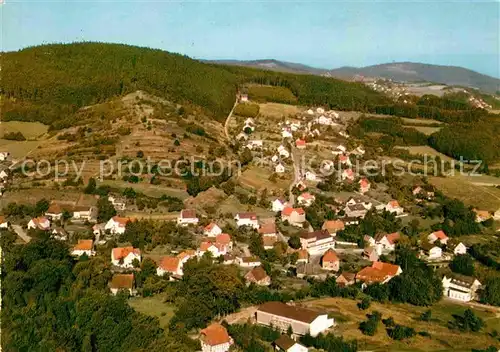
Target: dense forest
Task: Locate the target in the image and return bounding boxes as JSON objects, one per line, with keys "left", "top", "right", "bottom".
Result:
{"left": 1, "top": 42, "right": 391, "bottom": 129}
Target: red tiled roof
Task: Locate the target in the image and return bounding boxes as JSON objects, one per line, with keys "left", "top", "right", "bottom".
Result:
{"left": 375, "top": 232, "right": 400, "bottom": 245}
{"left": 388, "top": 200, "right": 400, "bottom": 208}
{"left": 200, "top": 241, "right": 214, "bottom": 251}
{"left": 216, "top": 233, "right": 231, "bottom": 244}
{"left": 282, "top": 207, "right": 305, "bottom": 216}
{"left": 0, "top": 215, "right": 6, "bottom": 224}
{"left": 181, "top": 209, "right": 197, "bottom": 219}
{"left": 359, "top": 178, "right": 370, "bottom": 187}
{"left": 246, "top": 266, "right": 269, "bottom": 282}
{"left": 158, "top": 256, "right": 180, "bottom": 272}
{"left": 237, "top": 212, "right": 257, "bottom": 220}
{"left": 46, "top": 203, "right": 63, "bottom": 214}
{"left": 204, "top": 223, "right": 219, "bottom": 231}
{"left": 356, "top": 262, "right": 401, "bottom": 283}
{"left": 74, "top": 239, "right": 93, "bottom": 251}
{"left": 200, "top": 323, "right": 231, "bottom": 346}
{"left": 109, "top": 274, "right": 134, "bottom": 289}
{"left": 112, "top": 246, "right": 140, "bottom": 260}
{"left": 431, "top": 230, "right": 448, "bottom": 240}
{"left": 322, "top": 220, "right": 345, "bottom": 232}
{"left": 177, "top": 250, "right": 196, "bottom": 261}
{"left": 297, "top": 249, "right": 309, "bottom": 260}
{"left": 295, "top": 139, "right": 306, "bottom": 146}
{"left": 259, "top": 223, "right": 277, "bottom": 235}
{"left": 322, "top": 249, "right": 339, "bottom": 263}
{"left": 372, "top": 261, "right": 401, "bottom": 276}
{"left": 299, "top": 192, "right": 314, "bottom": 200}
{"left": 112, "top": 216, "right": 130, "bottom": 226}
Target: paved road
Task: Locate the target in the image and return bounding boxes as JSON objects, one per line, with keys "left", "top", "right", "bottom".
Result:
{"left": 224, "top": 98, "right": 239, "bottom": 140}
{"left": 11, "top": 225, "right": 32, "bottom": 243}
{"left": 288, "top": 144, "right": 301, "bottom": 205}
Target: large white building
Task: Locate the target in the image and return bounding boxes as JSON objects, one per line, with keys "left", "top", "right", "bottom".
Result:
{"left": 299, "top": 230, "right": 335, "bottom": 255}
{"left": 256, "top": 301, "right": 334, "bottom": 337}
{"left": 234, "top": 212, "right": 259, "bottom": 229}
{"left": 200, "top": 323, "right": 232, "bottom": 352}
{"left": 442, "top": 274, "right": 482, "bottom": 302}
{"left": 104, "top": 216, "right": 130, "bottom": 235}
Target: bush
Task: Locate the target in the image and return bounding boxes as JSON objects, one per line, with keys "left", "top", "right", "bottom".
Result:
{"left": 419, "top": 309, "right": 432, "bottom": 322}
{"left": 3, "top": 131, "right": 26, "bottom": 141}
{"left": 388, "top": 325, "right": 416, "bottom": 340}
{"left": 359, "top": 311, "right": 381, "bottom": 336}
{"left": 357, "top": 297, "right": 371, "bottom": 310}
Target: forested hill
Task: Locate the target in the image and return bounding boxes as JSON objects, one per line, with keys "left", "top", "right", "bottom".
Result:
{"left": 1, "top": 42, "right": 390, "bottom": 129}
{"left": 1, "top": 43, "right": 238, "bottom": 127}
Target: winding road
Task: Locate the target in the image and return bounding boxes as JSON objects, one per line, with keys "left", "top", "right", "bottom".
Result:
{"left": 224, "top": 97, "right": 239, "bottom": 141}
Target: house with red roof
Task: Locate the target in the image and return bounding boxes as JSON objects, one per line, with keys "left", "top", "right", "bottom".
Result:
{"left": 245, "top": 266, "right": 271, "bottom": 286}
{"left": 27, "top": 217, "right": 50, "bottom": 231}
{"left": 428, "top": 230, "right": 449, "bottom": 245}
{"left": 356, "top": 261, "right": 402, "bottom": 285}
{"left": 374, "top": 232, "right": 401, "bottom": 254}
{"left": 157, "top": 256, "right": 182, "bottom": 278}
{"left": 297, "top": 192, "right": 316, "bottom": 207}
{"left": 358, "top": 178, "right": 371, "bottom": 194}
{"left": 45, "top": 203, "right": 64, "bottom": 221}
{"left": 234, "top": 212, "right": 259, "bottom": 229}
{"left": 341, "top": 168, "right": 355, "bottom": 181}
{"left": 237, "top": 256, "right": 262, "bottom": 268}
{"left": 321, "top": 220, "right": 345, "bottom": 236}
{"left": 111, "top": 246, "right": 141, "bottom": 268}
{"left": 204, "top": 222, "right": 222, "bottom": 237}
{"left": 104, "top": 216, "right": 130, "bottom": 235}
{"left": 339, "top": 154, "right": 352, "bottom": 167}
{"left": 0, "top": 215, "right": 8, "bottom": 229}
{"left": 321, "top": 249, "right": 340, "bottom": 271}
{"left": 71, "top": 239, "right": 95, "bottom": 257}
{"left": 295, "top": 139, "right": 306, "bottom": 149}
{"left": 259, "top": 223, "right": 278, "bottom": 250}
{"left": 109, "top": 273, "right": 136, "bottom": 296}
{"left": 363, "top": 247, "right": 379, "bottom": 262}
{"left": 385, "top": 200, "right": 404, "bottom": 215}
{"left": 200, "top": 323, "right": 233, "bottom": 352}
{"left": 281, "top": 207, "right": 306, "bottom": 226}
{"left": 177, "top": 209, "right": 199, "bottom": 226}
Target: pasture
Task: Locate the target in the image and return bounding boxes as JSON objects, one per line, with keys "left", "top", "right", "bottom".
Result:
{"left": 0, "top": 121, "right": 49, "bottom": 139}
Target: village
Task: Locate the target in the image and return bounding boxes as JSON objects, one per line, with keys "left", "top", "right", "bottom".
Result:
{"left": 1, "top": 98, "right": 499, "bottom": 352}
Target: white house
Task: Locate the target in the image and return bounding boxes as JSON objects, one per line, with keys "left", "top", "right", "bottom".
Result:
{"left": 200, "top": 323, "right": 233, "bottom": 352}
{"left": 157, "top": 256, "right": 183, "bottom": 278}
{"left": 281, "top": 207, "right": 306, "bottom": 226}
{"left": 271, "top": 199, "right": 287, "bottom": 212}
{"left": 177, "top": 209, "right": 199, "bottom": 226}
{"left": 0, "top": 215, "right": 8, "bottom": 229}
{"left": 111, "top": 246, "right": 141, "bottom": 268}
{"left": 71, "top": 239, "right": 95, "bottom": 257}
{"left": 256, "top": 301, "right": 334, "bottom": 337}
{"left": 282, "top": 129, "right": 293, "bottom": 139}
{"left": 428, "top": 230, "right": 449, "bottom": 245}
{"left": 341, "top": 169, "right": 355, "bottom": 181}
{"left": 238, "top": 256, "right": 262, "bottom": 268}
{"left": 297, "top": 192, "right": 315, "bottom": 207}
{"left": 274, "top": 335, "right": 308, "bottom": 352}
{"left": 385, "top": 200, "right": 404, "bottom": 215}
{"left": 316, "top": 107, "right": 325, "bottom": 114}
{"left": 450, "top": 242, "right": 467, "bottom": 255}
{"left": 109, "top": 274, "right": 136, "bottom": 296}
{"left": 374, "top": 232, "right": 400, "bottom": 254}
{"left": 104, "top": 216, "right": 130, "bottom": 235}
{"left": 0, "top": 152, "right": 10, "bottom": 161}
{"left": 234, "top": 212, "right": 259, "bottom": 229}
{"left": 442, "top": 274, "right": 481, "bottom": 302}
{"left": 304, "top": 171, "right": 317, "bottom": 181}
{"left": 27, "top": 217, "right": 51, "bottom": 231}
{"left": 279, "top": 149, "right": 290, "bottom": 158}
{"left": 0, "top": 170, "right": 8, "bottom": 180}
{"left": 358, "top": 178, "right": 371, "bottom": 194}
{"left": 72, "top": 206, "right": 97, "bottom": 222}
{"left": 108, "top": 196, "right": 127, "bottom": 211}
{"left": 421, "top": 243, "right": 442, "bottom": 260}
{"left": 306, "top": 109, "right": 314, "bottom": 115}
{"left": 204, "top": 223, "right": 222, "bottom": 237}
{"left": 271, "top": 155, "right": 280, "bottom": 163}
{"left": 275, "top": 163, "right": 285, "bottom": 173}
{"left": 45, "top": 203, "right": 64, "bottom": 221}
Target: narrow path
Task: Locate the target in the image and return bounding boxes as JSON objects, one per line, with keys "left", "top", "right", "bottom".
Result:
{"left": 288, "top": 143, "right": 301, "bottom": 205}
{"left": 11, "top": 224, "right": 31, "bottom": 243}
{"left": 224, "top": 97, "right": 239, "bottom": 141}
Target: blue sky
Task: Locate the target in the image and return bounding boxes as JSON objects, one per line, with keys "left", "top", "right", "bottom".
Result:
{"left": 1, "top": 0, "right": 499, "bottom": 77}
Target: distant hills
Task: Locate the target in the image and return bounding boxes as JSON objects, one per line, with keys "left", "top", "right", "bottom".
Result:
{"left": 207, "top": 60, "right": 500, "bottom": 94}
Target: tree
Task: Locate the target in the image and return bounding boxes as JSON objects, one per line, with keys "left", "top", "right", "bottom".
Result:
{"left": 449, "top": 309, "right": 484, "bottom": 332}
{"left": 174, "top": 139, "right": 180, "bottom": 146}
{"left": 35, "top": 198, "right": 50, "bottom": 216}
{"left": 84, "top": 177, "right": 96, "bottom": 194}
{"left": 419, "top": 309, "right": 432, "bottom": 322}
{"left": 450, "top": 254, "right": 475, "bottom": 276}
{"left": 97, "top": 197, "right": 116, "bottom": 222}
{"left": 480, "top": 277, "right": 500, "bottom": 306}
{"left": 136, "top": 150, "right": 144, "bottom": 158}
{"left": 388, "top": 325, "right": 416, "bottom": 340}
{"left": 359, "top": 311, "right": 381, "bottom": 336}
{"left": 357, "top": 297, "right": 371, "bottom": 310}
{"left": 288, "top": 236, "right": 301, "bottom": 250}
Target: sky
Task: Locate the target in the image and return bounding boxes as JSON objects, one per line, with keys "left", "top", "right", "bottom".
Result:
{"left": 1, "top": 0, "right": 499, "bottom": 78}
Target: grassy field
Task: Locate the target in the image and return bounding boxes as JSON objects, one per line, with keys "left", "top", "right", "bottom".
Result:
{"left": 401, "top": 117, "right": 443, "bottom": 125}
{"left": 395, "top": 146, "right": 455, "bottom": 162}
{"left": 306, "top": 297, "right": 500, "bottom": 352}
{"left": 429, "top": 175, "right": 500, "bottom": 211}
{"left": 100, "top": 180, "right": 189, "bottom": 199}
{"left": 0, "top": 139, "right": 43, "bottom": 159}
{"left": 258, "top": 103, "right": 303, "bottom": 119}
{"left": 238, "top": 165, "right": 292, "bottom": 191}
{"left": 0, "top": 188, "right": 91, "bottom": 209}
{"left": 0, "top": 121, "right": 49, "bottom": 139}
{"left": 128, "top": 295, "right": 176, "bottom": 330}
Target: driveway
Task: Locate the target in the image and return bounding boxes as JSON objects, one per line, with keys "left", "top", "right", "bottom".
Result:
{"left": 11, "top": 224, "right": 32, "bottom": 243}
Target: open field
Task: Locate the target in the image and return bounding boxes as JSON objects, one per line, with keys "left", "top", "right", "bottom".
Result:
{"left": 100, "top": 180, "right": 189, "bottom": 199}
{"left": 0, "top": 121, "right": 49, "bottom": 139}
{"left": 238, "top": 165, "right": 292, "bottom": 191}
{"left": 429, "top": 175, "right": 500, "bottom": 211}
{"left": 306, "top": 297, "right": 500, "bottom": 352}
{"left": 395, "top": 146, "right": 455, "bottom": 162}
{"left": 401, "top": 117, "right": 443, "bottom": 125}
{"left": 128, "top": 295, "right": 176, "bottom": 330}
{"left": 0, "top": 188, "right": 96, "bottom": 208}
{"left": 122, "top": 211, "right": 179, "bottom": 220}
{"left": 258, "top": 102, "right": 303, "bottom": 119}
{"left": 0, "top": 139, "right": 43, "bottom": 159}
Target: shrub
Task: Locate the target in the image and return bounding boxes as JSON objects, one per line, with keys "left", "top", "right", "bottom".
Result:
{"left": 3, "top": 131, "right": 26, "bottom": 141}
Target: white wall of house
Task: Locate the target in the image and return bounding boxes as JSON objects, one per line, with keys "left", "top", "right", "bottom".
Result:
{"left": 71, "top": 249, "right": 95, "bottom": 257}
{"left": 112, "top": 252, "right": 141, "bottom": 268}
